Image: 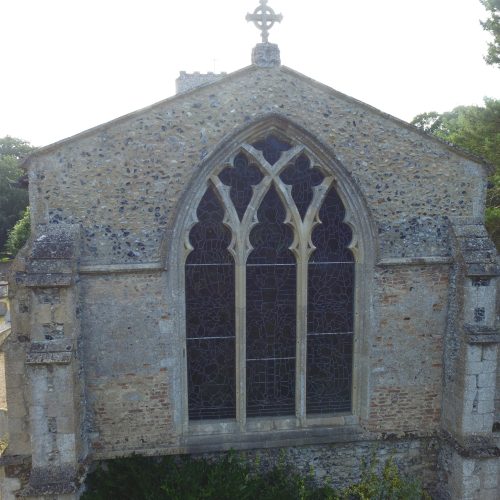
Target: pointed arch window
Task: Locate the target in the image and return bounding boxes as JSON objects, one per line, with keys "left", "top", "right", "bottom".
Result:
{"left": 185, "top": 135, "right": 354, "bottom": 422}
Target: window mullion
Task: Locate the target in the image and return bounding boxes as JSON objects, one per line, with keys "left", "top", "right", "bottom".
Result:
{"left": 235, "top": 251, "right": 246, "bottom": 429}
{"left": 296, "top": 243, "right": 308, "bottom": 425}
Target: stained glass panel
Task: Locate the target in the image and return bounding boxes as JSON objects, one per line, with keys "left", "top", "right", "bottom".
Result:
{"left": 185, "top": 140, "right": 357, "bottom": 423}
{"left": 247, "top": 186, "right": 296, "bottom": 417}
{"left": 280, "top": 154, "right": 324, "bottom": 219}
{"left": 310, "top": 187, "right": 353, "bottom": 263}
{"left": 186, "top": 186, "right": 235, "bottom": 420}
{"left": 308, "top": 263, "right": 354, "bottom": 335}
{"left": 187, "top": 338, "right": 236, "bottom": 420}
{"left": 306, "top": 333, "right": 352, "bottom": 414}
{"left": 187, "top": 187, "right": 233, "bottom": 265}
{"left": 247, "top": 359, "right": 295, "bottom": 417}
{"left": 252, "top": 135, "right": 292, "bottom": 165}
{"left": 247, "top": 186, "right": 294, "bottom": 265}
{"left": 219, "top": 153, "right": 263, "bottom": 220}
{"left": 186, "top": 266, "right": 235, "bottom": 339}
{"left": 307, "top": 187, "right": 354, "bottom": 415}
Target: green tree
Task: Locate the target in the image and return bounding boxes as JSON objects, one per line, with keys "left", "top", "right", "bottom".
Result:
{"left": 4, "top": 207, "right": 30, "bottom": 256}
{"left": 0, "top": 136, "right": 33, "bottom": 253}
{"left": 481, "top": 0, "right": 500, "bottom": 67}
{"left": 411, "top": 98, "right": 500, "bottom": 248}
{"left": 0, "top": 136, "right": 33, "bottom": 159}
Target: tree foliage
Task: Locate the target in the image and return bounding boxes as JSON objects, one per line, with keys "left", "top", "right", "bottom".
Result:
{"left": 82, "top": 453, "right": 429, "bottom": 500}
{"left": 0, "top": 136, "right": 33, "bottom": 254}
{"left": 411, "top": 98, "right": 500, "bottom": 248}
{"left": 4, "top": 207, "right": 30, "bottom": 256}
{"left": 0, "top": 136, "right": 33, "bottom": 159}
{"left": 481, "top": 0, "right": 500, "bottom": 67}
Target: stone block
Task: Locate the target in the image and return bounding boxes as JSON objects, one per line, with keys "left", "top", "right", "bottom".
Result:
{"left": 483, "top": 470, "right": 499, "bottom": 489}
{"left": 461, "top": 413, "right": 485, "bottom": 432}
{"left": 6, "top": 416, "right": 25, "bottom": 434}
{"left": 477, "top": 399, "right": 494, "bottom": 414}
{"left": 1, "top": 476, "right": 21, "bottom": 500}
{"left": 478, "top": 385, "right": 495, "bottom": 400}
{"left": 6, "top": 432, "right": 31, "bottom": 454}
{"left": 462, "top": 475, "right": 481, "bottom": 494}
{"left": 10, "top": 361, "right": 25, "bottom": 375}
{"left": 477, "top": 373, "right": 496, "bottom": 388}
{"left": 57, "top": 416, "right": 74, "bottom": 433}
{"left": 482, "top": 346, "right": 498, "bottom": 361}
{"left": 56, "top": 433, "right": 76, "bottom": 462}
{"left": 479, "top": 490, "right": 499, "bottom": 500}
{"left": 466, "top": 361, "right": 496, "bottom": 375}
{"left": 466, "top": 346, "right": 483, "bottom": 363}
{"left": 464, "top": 374, "right": 478, "bottom": 390}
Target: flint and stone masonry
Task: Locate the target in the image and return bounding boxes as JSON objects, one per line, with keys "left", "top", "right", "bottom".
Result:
{"left": 0, "top": 40, "right": 499, "bottom": 499}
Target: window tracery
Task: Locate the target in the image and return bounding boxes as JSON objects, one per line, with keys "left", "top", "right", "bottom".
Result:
{"left": 185, "top": 134, "right": 355, "bottom": 422}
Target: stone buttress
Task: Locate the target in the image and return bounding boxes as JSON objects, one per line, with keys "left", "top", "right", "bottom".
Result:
{"left": 438, "top": 217, "right": 500, "bottom": 499}
{"left": 1, "top": 224, "right": 86, "bottom": 499}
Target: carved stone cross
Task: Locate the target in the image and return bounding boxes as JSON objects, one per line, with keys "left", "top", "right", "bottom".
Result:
{"left": 246, "top": 0, "right": 283, "bottom": 43}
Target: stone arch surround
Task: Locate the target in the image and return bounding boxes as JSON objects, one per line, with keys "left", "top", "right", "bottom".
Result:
{"left": 166, "top": 114, "right": 378, "bottom": 443}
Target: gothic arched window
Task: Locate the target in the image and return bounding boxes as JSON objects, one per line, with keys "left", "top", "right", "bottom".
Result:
{"left": 185, "top": 135, "right": 354, "bottom": 422}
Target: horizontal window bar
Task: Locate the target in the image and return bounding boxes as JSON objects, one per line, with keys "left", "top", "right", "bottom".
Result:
{"left": 307, "top": 331, "right": 353, "bottom": 336}
{"left": 187, "top": 336, "right": 235, "bottom": 340}
{"left": 186, "top": 261, "right": 354, "bottom": 267}
{"left": 247, "top": 407, "right": 295, "bottom": 417}
{"left": 309, "top": 261, "right": 354, "bottom": 265}
{"left": 186, "top": 263, "right": 233, "bottom": 266}
{"left": 247, "top": 263, "right": 295, "bottom": 267}
{"left": 247, "top": 357, "right": 296, "bottom": 361}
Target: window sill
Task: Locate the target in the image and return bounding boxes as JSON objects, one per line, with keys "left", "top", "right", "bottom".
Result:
{"left": 182, "top": 415, "right": 362, "bottom": 453}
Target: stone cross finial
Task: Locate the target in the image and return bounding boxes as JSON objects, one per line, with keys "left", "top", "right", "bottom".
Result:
{"left": 246, "top": 0, "right": 283, "bottom": 43}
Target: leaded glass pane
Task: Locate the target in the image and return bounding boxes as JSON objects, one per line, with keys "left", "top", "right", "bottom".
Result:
{"left": 247, "top": 186, "right": 296, "bottom": 417}
{"left": 186, "top": 186, "right": 235, "bottom": 420}
{"left": 307, "top": 187, "right": 354, "bottom": 415}
{"left": 246, "top": 266, "right": 296, "bottom": 359}
{"left": 247, "top": 186, "right": 294, "bottom": 264}
{"left": 310, "top": 187, "right": 353, "bottom": 263}
{"left": 219, "top": 153, "right": 263, "bottom": 220}
{"left": 186, "top": 266, "right": 235, "bottom": 339}
{"left": 252, "top": 135, "right": 292, "bottom": 165}
{"left": 247, "top": 359, "right": 295, "bottom": 417}
{"left": 306, "top": 333, "right": 352, "bottom": 414}
{"left": 187, "top": 186, "right": 233, "bottom": 265}
{"left": 187, "top": 338, "right": 236, "bottom": 420}
{"left": 280, "top": 154, "right": 324, "bottom": 219}
{"left": 308, "top": 263, "right": 354, "bottom": 335}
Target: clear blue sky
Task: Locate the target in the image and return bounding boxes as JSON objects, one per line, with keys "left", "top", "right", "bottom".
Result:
{"left": 1, "top": 0, "right": 499, "bottom": 147}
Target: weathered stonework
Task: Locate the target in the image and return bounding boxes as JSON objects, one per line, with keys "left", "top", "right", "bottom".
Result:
{"left": 0, "top": 275, "right": 10, "bottom": 448}
{"left": 176, "top": 71, "right": 227, "bottom": 94}
{"left": 251, "top": 42, "right": 281, "bottom": 67}
{"left": 1, "top": 62, "right": 498, "bottom": 499}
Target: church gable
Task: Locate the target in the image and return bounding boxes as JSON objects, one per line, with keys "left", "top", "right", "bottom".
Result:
{"left": 25, "top": 65, "right": 486, "bottom": 267}
{"left": 2, "top": 3, "right": 499, "bottom": 499}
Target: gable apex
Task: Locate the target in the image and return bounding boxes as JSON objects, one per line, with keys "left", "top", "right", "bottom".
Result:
{"left": 20, "top": 64, "right": 493, "bottom": 174}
